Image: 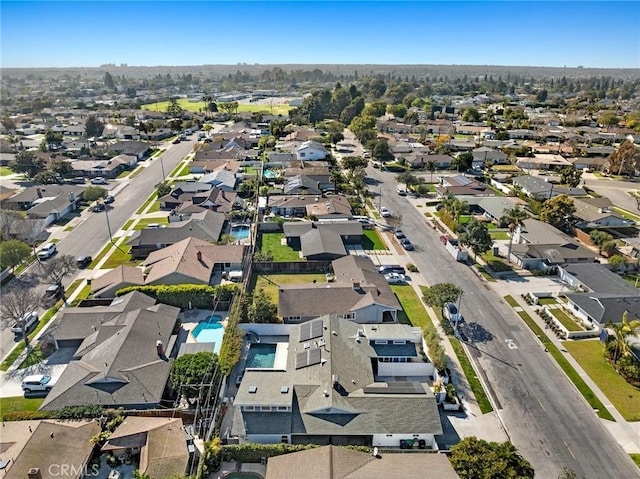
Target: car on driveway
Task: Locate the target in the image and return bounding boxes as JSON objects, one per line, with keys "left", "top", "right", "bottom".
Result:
{"left": 22, "top": 374, "right": 57, "bottom": 394}
{"left": 400, "top": 238, "right": 415, "bottom": 251}
{"left": 11, "top": 311, "right": 39, "bottom": 337}
{"left": 41, "top": 284, "right": 63, "bottom": 306}
{"left": 76, "top": 255, "right": 92, "bottom": 268}
{"left": 380, "top": 206, "right": 391, "bottom": 218}
{"left": 394, "top": 229, "right": 405, "bottom": 239}
{"left": 384, "top": 272, "right": 407, "bottom": 284}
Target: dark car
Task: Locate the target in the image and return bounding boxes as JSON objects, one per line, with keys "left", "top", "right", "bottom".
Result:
{"left": 377, "top": 264, "right": 406, "bottom": 275}
{"left": 172, "top": 138, "right": 181, "bottom": 144}
{"left": 103, "top": 195, "right": 115, "bottom": 204}
{"left": 401, "top": 238, "right": 415, "bottom": 251}
{"left": 394, "top": 229, "right": 406, "bottom": 239}
{"left": 76, "top": 255, "right": 92, "bottom": 268}
{"left": 92, "top": 203, "right": 105, "bottom": 212}
{"left": 41, "top": 284, "right": 63, "bottom": 306}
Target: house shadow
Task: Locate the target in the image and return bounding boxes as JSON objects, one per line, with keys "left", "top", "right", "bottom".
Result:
{"left": 436, "top": 409, "right": 463, "bottom": 450}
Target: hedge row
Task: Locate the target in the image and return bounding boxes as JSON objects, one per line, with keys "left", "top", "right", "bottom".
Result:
{"left": 220, "top": 443, "right": 371, "bottom": 463}
{"left": 115, "top": 283, "right": 239, "bottom": 309}
{"left": 3, "top": 404, "right": 123, "bottom": 422}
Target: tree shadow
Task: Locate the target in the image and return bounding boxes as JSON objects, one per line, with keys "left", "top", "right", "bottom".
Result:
{"left": 462, "top": 321, "right": 495, "bottom": 344}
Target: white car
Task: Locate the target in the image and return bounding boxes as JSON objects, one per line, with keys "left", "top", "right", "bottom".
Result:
{"left": 21, "top": 374, "right": 57, "bottom": 393}
{"left": 443, "top": 302, "right": 464, "bottom": 324}
{"left": 11, "top": 311, "right": 39, "bottom": 336}
{"left": 384, "top": 272, "right": 407, "bottom": 284}
{"left": 37, "top": 242, "right": 57, "bottom": 260}
{"left": 380, "top": 207, "right": 391, "bottom": 218}
{"left": 90, "top": 177, "right": 107, "bottom": 185}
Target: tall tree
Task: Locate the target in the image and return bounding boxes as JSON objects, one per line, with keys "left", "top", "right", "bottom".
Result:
{"left": 9, "top": 150, "right": 46, "bottom": 178}
{"left": 342, "top": 155, "right": 368, "bottom": 171}
{"left": 450, "top": 436, "right": 534, "bottom": 479}
{"left": 170, "top": 352, "right": 221, "bottom": 401}
{"left": 0, "top": 288, "right": 39, "bottom": 347}
{"left": 459, "top": 219, "right": 493, "bottom": 260}
{"left": 589, "top": 230, "right": 614, "bottom": 255}
{"left": 540, "top": 194, "right": 575, "bottom": 233}
{"left": 166, "top": 98, "right": 184, "bottom": 118}
{"left": 85, "top": 115, "right": 105, "bottom": 138}
{"left": 104, "top": 71, "right": 115, "bottom": 90}
{"left": 40, "top": 255, "right": 76, "bottom": 300}
{"left": 500, "top": 206, "right": 528, "bottom": 262}
{"left": 0, "top": 239, "right": 31, "bottom": 271}
{"left": 425, "top": 159, "right": 437, "bottom": 183}
{"left": 605, "top": 312, "right": 640, "bottom": 364}
{"left": 83, "top": 186, "right": 107, "bottom": 202}
{"left": 607, "top": 140, "right": 640, "bottom": 177}
{"left": 1, "top": 116, "right": 16, "bottom": 133}
{"left": 560, "top": 166, "right": 582, "bottom": 187}
{"left": 247, "top": 288, "right": 278, "bottom": 323}
{"left": 422, "top": 283, "right": 464, "bottom": 310}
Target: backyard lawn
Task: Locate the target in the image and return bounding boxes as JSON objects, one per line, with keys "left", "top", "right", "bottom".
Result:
{"left": 0, "top": 396, "right": 44, "bottom": 416}
{"left": 562, "top": 339, "right": 640, "bottom": 422}
{"left": 260, "top": 233, "right": 303, "bottom": 262}
{"left": 362, "top": 230, "right": 386, "bottom": 250}
{"left": 255, "top": 273, "right": 328, "bottom": 302}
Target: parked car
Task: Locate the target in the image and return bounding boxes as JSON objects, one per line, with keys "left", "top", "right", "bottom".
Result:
{"left": 41, "top": 284, "right": 63, "bottom": 306}
{"left": 443, "top": 302, "right": 464, "bottom": 324}
{"left": 146, "top": 223, "right": 166, "bottom": 229}
{"left": 401, "top": 238, "right": 415, "bottom": 251}
{"left": 69, "top": 176, "right": 86, "bottom": 184}
{"left": 380, "top": 206, "right": 391, "bottom": 218}
{"left": 22, "top": 374, "right": 57, "bottom": 393}
{"left": 92, "top": 203, "right": 105, "bottom": 212}
{"left": 326, "top": 272, "right": 335, "bottom": 282}
{"left": 11, "top": 311, "right": 39, "bottom": 336}
{"left": 396, "top": 187, "right": 407, "bottom": 196}
{"left": 172, "top": 138, "right": 181, "bottom": 144}
{"left": 90, "top": 177, "right": 107, "bottom": 185}
{"left": 76, "top": 255, "right": 92, "bottom": 268}
{"left": 377, "top": 265, "right": 406, "bottom": 275}
{"left": 37, "top": 242, "right": 57, "bottom": 260}
{"left": 103, "top": 195, "right": 115, "bottom": 204}
{"left": 384, "top": 272, "right": 407, "bottom": 284}
{"left": 394, "top": 229, "right": 405, "bottom": 239}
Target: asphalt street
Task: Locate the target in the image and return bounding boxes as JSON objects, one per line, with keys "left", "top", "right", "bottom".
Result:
{"left": 366, "top": 164, "right": 640, "bottom": 479}
{"left": 0, "top": 138, "right": 196, "bottom": 362}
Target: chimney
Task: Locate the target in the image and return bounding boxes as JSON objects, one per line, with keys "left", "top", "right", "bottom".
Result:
{"left": 352, "top": 281, "right": 360, "bottom": 290}
{"left": 196, "top": 250, "right": 202, "bottom": 262}
{"left": 28, "top": 469, "right": 42, "bottom": 479}
{"left": 36, "top": 188, "right": 42, "bottom": 198}
{"left": 156, "top": 340, "right": 164, "bottom": 356}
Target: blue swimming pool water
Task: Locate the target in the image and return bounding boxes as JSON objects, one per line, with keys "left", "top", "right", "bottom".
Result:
{"left": 263, "top": 169, "right": 278, "bottom": 179}
{"left": 230, "top": 225, "right": 250, "bottom": 240}
{"left": 245, "top": 343, "right": 276, "bottom": 368}
{"left": 192, "top": 316, "right": 223, "bottom": 353}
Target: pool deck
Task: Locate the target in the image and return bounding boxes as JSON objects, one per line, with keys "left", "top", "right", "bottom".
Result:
{"left": 209, "top": 462, "right": 266, "bottom": 479}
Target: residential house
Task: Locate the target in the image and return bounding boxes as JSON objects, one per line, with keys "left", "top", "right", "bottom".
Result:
{"left": 127, "top": 210, "right": 226, "bottom": 258}
{"left": 265, "top": 445, "right": 459, "bottom": 479}
{"left": 1, "top": 185, "right": 85, "bottom": 226}
{"left": 435, "top": 175, "right": 490, "bottom": 197}
{"left": 4, "top": 420, "right": 100, "bottom": 479}
{"left": 200, "top": 169, "right": 237, "bottom": 191}
{"left": 511, "top": 175, "right": 586, "bottom": 200}
{"left": 195, "top": 144, "right": 255, "bottom": 162}
{"left": 71, "top": 155, "right": 136, "bottom": 178}
{"left": 91, "top": 264, "right": 146, "bottom": 298}
{"left": 267, "top": 152, "right": 297, "bottom": 165}
{"left": 40, "top": 292, "right": 180, "bottom": 410}
{"left": 455, "top": 195, "right": 525, "bottom": 223}
{"left": 515, "top": 153, "right": 571, "bottom": 171}
{"left": 159, "top": 185, "right": 240, "bottom": 215}
{"left": 232, "top": 315, "right": 441, "bottom": 447}
{"left": 142, "top": 238, "right": 246, "bottom": 286}
{"left": 559, "top": 263, "right": 640, "bottom": 327}
{"left": 282, "top": 221, "right": 363, "bottom": 260}
{"left": 472, "top": 146, "right": 508, "bottom": 169}
{"left": 109, "top": 140, "right": 151, "bottom": 160}
{"left": 102, "top": 417, "right": 190, "bottom": 478}
{"left": 510, "top": 219, "right": 596, "bottom": 270}
{"left": 269, "top": 195, "right": 352, "bottom": 220}
{"left": 573, "top": 197, "right": 636, "bottom": 230}
{"left": 426, "top": 154, "right": 455, "bottom": 169}
{"left": 447, "top": 139, "right": 476, "bottom": 151}
{"left": 189, "top": 159, "right": 241, "bottom": 175}
{"left": 296, "top": 140, "right": 328, "bottom": 161}
{"left": 279, "top": 256, "right": 401, "bottom": 323}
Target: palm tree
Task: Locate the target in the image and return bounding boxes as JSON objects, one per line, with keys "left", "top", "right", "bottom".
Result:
{"left": 500, "top": 206, "right": 529, "bottom": 263}
{"left": 606, "top": 312, "right": 640, "bottom": 364}
{"left": 425, "top": 159, "right": 437, "bottom": 183}
{"left": 202, "top": 94, "right": 213, "bottom": 119}
{"left": 451, "top": 198, "right": 469, "bottom": 224}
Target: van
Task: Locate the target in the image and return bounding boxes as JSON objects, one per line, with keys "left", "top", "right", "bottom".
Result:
{"left": 377, "top": 264, "right": 406, "bottom": 275}
{"left": 38, "top": 243, "right": 57, "bottom": 260}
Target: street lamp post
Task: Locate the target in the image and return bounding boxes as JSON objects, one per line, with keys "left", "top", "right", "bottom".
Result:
{"left": 103, "top": 203, "right": 113, "bottom": 244}
{"left": 160, "top": 156, "right": 166, "bottom": 181}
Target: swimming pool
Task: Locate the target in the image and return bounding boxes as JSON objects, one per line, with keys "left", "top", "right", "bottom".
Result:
{"left": 192, "top": 316, "right": 224, "bottom": 354}
{"left": 245, "top": 343, "right": 276, "bottom": 368}
{"left": 230, "top": 224, "right": 251, "bottom": 240}
{"left": 263, "top": 169, "right": 278, "bottom": 179}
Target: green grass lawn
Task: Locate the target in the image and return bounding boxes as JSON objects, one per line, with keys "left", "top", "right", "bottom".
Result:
{"left": 19, "top": 345, "right": 44, "bottom": 369}
{"left": 260, "top": 233, "right": 303, "bottom": 262}
{"left": 101, "top": 236, "right": 139, "bottom": 269}
{"left": 490, "top": 232, "right": 510, "bottom": 240}
{"left": 550, "top": 308, "right": 583, "bottom": 332}
{"left": 0, "top": 396, "right": 44, "bottom": 415}
{"left": 176, "top": 163, "right": 192, "bottom": 177}
{"left": 362, "top": 230, "right": 386, "bottom": 250}
{"left": 255, "top": 273, "right": 327, "bottom": 302}
{"left": 562, "top": 340, "right": 640, "bottom": 422}
{"left": 504, "top": 295, "right": 615, "bottom": 421}
{"left": 133, "top": 217, "right": 169, "bottom": 230}
{"left": 88, "top": 242, "right": 114, "bottom": 269}
{"left": 116, "top": 168, "right": 133, "bottom": 179}
{"left": 631, "top": 454, "right": 640, "bottom": 467}
{"left": 140, "top": 98, "right": 292, "bottom": 115}
{"left": 129, "top": 166, "right": 145, "bottom": 179}
{"left": 0, "top": 166, "right": 15, "bottom": 176}
{"left": 481, "top": 252, "right": 513, "bottom": 273}
{"left": 122, "top": 219, "right": 135, "bottom": 230}
{"left": 612, "top": 207, "right": 640, "bottom": 222}
{"left": 135, "top": 193, "right": 158, "bottom": 214}
{"left": 449, "top": 337, "right": 494, "bottom": 414}
{"left": 538, "top": 297, "right": 557, "bottom": 305}
{"left": 623, "top": 274, "right": 640, "bottom": 288}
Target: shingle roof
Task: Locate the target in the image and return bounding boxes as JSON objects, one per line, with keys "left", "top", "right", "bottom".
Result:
{"left": 127, "top": 210, "right": 226, "bottom": 248}
{"left": 41, "top": 292, "right": 180, "bottom": 410}
{"left": 561, "top": 263, "right": 639, "bottom": 295}
{"left": 91, "top": 265, "right": 145, "bottom": 297}
{"left": 565, "top": 293, "right": 640, "bottom": 325}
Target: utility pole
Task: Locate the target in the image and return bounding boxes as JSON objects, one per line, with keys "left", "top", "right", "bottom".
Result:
{"left": 160, "top": 155, "right": 166, "bottom": 180}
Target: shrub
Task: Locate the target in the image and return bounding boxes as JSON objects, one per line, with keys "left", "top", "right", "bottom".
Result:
{"left": 406, "top": 263, "right": 419, "bottom": 273}
{"left": 3, "top": 410, "right": 53, "bottom": 421}
{"left": 53, "top": 404, "right": 104, "bottom": 419}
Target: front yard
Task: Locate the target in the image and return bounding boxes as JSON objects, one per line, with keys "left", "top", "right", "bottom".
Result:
{"left": 562, "top": 339, "right": 640, "bottom": 422}
{"left": 260, "top": 233, "right": 303, "bottom": 262}
{"left": 549, "top": 308, "right": 583, "bottom": 332}
{"left": 133, "top": 217, "right": 169, "bottom": 229}
{"left": 362, "top": 230, "right": 386, "bottom": 250}
{"left": 0, "top": 396, "right": 44, "bottom": 418}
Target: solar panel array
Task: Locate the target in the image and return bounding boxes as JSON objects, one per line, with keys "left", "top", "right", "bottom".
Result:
{"left": 295, "top": 347, "right": 322, "bottom": 370}
{"left": 300, "top": 319, "right": 324, "bottom": 342}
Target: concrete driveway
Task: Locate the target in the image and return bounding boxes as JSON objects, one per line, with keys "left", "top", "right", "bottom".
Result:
{"left": 0, "top": 347, "right": 74, "bottom": 398}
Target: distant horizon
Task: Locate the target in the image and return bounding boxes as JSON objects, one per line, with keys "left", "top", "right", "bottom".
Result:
{"left": 2, "top": 1, "right": 639, "bottom": 69}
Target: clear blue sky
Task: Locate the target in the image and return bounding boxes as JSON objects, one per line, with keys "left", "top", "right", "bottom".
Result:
{"left": 1, "top": 1, "right": 639, "bottom": 69}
